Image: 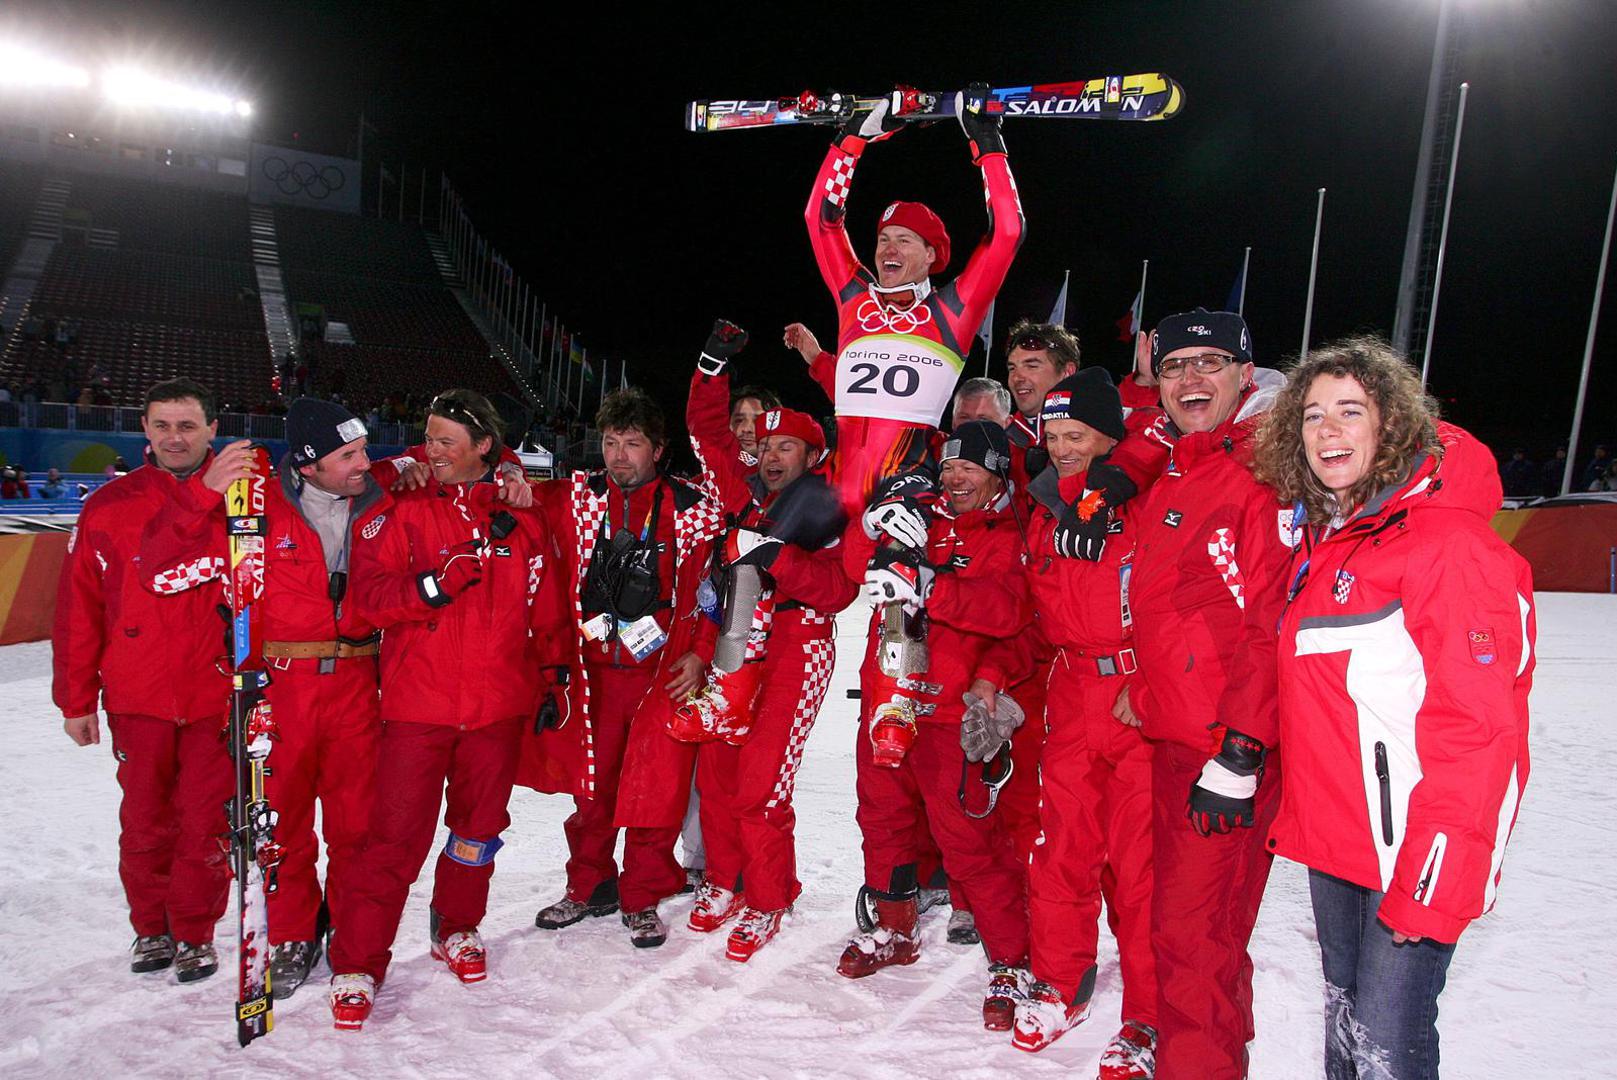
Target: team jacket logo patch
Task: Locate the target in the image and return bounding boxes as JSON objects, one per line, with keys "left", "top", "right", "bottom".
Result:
{"left": 1163, "top": 509, "right": 1184, "bottom": 528}
{"left": 1468, "top": 627, "right": 1496, "bottom": 665}
{"left": 1332, "top": 568, "right": 1355, "bottom": 604}
{"left": 361, "top": 515, "right": 385, "bottom": 540}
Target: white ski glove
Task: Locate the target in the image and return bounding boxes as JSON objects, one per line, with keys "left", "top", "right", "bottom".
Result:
{"left": 862, "top": 499, "right": 929, "bottom": 549}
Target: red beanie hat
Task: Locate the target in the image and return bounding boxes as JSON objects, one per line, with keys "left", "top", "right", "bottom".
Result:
{"left": 754, "top": 406, "right": 825, "bottom": 452}
{"left": 878, "top": 200, "right": 951, "bottom": 273}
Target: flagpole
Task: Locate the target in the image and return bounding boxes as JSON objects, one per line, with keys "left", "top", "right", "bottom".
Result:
{"left": 1419, "top": 82, "right": 1469, "bottom": 387}
{"left": 1137, "top": 258, "right": 1149, "bottom": 325}
{"left": 598, "top": 349, "right": 607, "bottom": 410}
{"left": 1237, "top": 246, "right": 1251, "bottom": 316}
{"left": 1561, "top": 156, "right": 1617, "bottom": 496}
{"left": 577, "top": 345, "right": 587, "bottom": 414}
{"left": 1300, "top": 188, "right": 1326, "bottom": 361}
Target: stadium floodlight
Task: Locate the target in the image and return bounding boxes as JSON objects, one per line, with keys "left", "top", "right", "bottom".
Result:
{"left": 101, "top": 65, "right": 252, "bottom": 118}
{"left": 0, "top": 43, "right": 92, "bottom": 88}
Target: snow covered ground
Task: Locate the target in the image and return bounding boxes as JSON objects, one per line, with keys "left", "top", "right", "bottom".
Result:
{"left": 2, "top": 594, "right": 1614, "bottom": 1079}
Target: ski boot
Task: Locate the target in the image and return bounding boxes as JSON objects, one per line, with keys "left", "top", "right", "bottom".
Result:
{"left": 130, "top": 934, "right": 175, "bottom": 974}
{"left": 535, "top": 879, "right": 619, "bottom": 929}
{"left": 687, "top": 881, "right": 746, "bottom": 933}
{"left": 869, "top": 696, "right": 917, "bottom": 767}
{"left": 836, "top": 897, "right": 919, "bottom": 978}
{"left": 667, "top": 662, "right": 763, "bottom": 745}
{"left": 623, "top": 907, "right": 668, "bottom": 949}
{"left": 1098, "top": 1020, "right": 1158, "bottom": 1080}
{"left": 1012, "top": 979, "right": 1092, "bottom": 1052}
{"left": 173, "top": 942, "right": 218, "bottom": 983}
{"left": 725, "top": 907, "right": 784, "bottom": 962}
{"left": 984, "top": 962, "right": 1031, "bottom": 1031}
{"left": 947, "top": 908, "right": 980, "bottom": 945}
{"left": 270, "top": 939, "right": 324, "bottom": 1000}
{"left": 432, "top": 930, "right": 488, "bottom": 984}
{"left": 330, "top": 972, "right": 375, "bottom": 1031}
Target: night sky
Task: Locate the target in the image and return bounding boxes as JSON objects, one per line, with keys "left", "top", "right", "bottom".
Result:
{"left": 10, "top": 1, "right": 1617, "bottom": 466}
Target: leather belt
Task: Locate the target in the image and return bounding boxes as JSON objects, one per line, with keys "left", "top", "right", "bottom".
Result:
{"left": 262, "top": 640, "right": 379, "bottom": 660}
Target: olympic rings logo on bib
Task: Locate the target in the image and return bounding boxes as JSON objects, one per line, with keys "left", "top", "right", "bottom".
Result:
{"left": 856, "top": 295, "right": 933, "bottom": 335}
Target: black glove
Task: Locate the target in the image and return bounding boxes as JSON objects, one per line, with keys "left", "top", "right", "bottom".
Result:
{"left": 1050, "top": 462, "right": 1137, "bottom": 562}
{"left": 1187, "top": 727, "right": 1267, "bottom": 837}
{"left": 535, "top": 666, "right": 569, "bottom": 732}
{"left": 417, "top": 539, "right": 483, "bottom": 607}
{"left": 837, "top": 92, "right": 903, "bottom": 149}
{"left": 956, "top": 82, "right": 1006, "bottom": 161}
{"left": 698, "top": 319, "right": 748, "bottom": 376}
{"left": 1022, "top": 445, "right": 1050, "bottom": 480}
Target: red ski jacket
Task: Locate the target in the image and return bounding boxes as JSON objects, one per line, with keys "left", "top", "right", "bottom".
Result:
{"left": 806, "top": 138, "right": 1023, "bottom": 427}
{"left": 351, "top": 478, "right": 568, "bottom": 729}
{"left": 142, "top": 453, "right": 391, "bottom": 646}
{"left": 1267, "top": 424, "right": 1534, "bottom": 943}
{"left": 861, "top": 490, "right": 1032, "bottom": 726}
{"left": 518, "top": 466, "right": 724, "bottom": 806}
{"left": 687, "top": 368, "right": 857, "bottom": 624}
{"left": 977, "top": 466, "right": 1137, "bottom": 710}
{"left": 1128, "top": 392, "right": 1295, "bottom": 754}
{"left": 52, "top": 452, "right": 230, "bottom": 722}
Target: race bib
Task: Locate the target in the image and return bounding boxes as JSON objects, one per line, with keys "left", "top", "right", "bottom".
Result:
{"left": 834, "top": 332, "right": 964, "bottom": 426}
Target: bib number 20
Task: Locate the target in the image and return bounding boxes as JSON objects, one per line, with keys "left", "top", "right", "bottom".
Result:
{"left": 847, "top": 363, "right": 920, "bottom": 398}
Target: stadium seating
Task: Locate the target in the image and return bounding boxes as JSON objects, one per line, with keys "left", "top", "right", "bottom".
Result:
{"left": 0, "top": 166, "right": 524, "bottom": 412}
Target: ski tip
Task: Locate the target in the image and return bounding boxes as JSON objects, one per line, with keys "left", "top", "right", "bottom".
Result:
{"left": 1158, "top": 78, "right": 1186, "bottom": 120}
{"left": 685, "top": 101, "right": 706, "bottom": 133}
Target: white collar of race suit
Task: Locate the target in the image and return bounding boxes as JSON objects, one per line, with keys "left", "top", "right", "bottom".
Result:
{"left": 868, "top": 276, "right": 932, "bottom": 309}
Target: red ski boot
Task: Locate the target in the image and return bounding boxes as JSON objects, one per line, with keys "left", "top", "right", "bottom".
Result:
{"left": 725, "top": 907, "right": 785, "bottom": 962}
{"left": 687, "top": 881, "right": 746, "bottom": 933}
{"left": 1097, "top": 1020, "right": 1158, "bottom": 1079}
{"left": 1012, "top": 979, "right": 1092, "bottom": 1052}
{"left": 329, "top": 972, "right": 375, "bottom": 1031}
{"left": 431, "top": 929, "right": 487, "bottom": 984}
{"left": 983, "top": 962, "right": 1030, "bottom": 1031}
{"left": 836, "top": 897, "right": 919, "bottom": 978}
{"left": 869, "top": 696, "right": 917, "bottom": 768}
{"left": 667, "top": 663, "right": 763, "bottom": 745}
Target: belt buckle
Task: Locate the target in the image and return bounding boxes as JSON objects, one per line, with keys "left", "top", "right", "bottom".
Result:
{"left": 1095, "top": 655, "right": 1119, "bottom": 677}
{"left": 1119, "top": 647, "right": 1137, "bottom": 675}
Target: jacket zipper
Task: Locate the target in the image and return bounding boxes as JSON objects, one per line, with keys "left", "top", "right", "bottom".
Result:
{"left": 1373, "top": 741, "right": 1395, "bottom": 846}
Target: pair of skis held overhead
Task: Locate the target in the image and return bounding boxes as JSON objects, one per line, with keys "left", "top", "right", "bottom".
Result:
{"left": 220, "top": 69, "right": 1184, "bottom": 1047}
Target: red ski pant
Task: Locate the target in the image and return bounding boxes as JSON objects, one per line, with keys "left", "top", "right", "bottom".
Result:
{"left": 1028, "top": 663, "right": 1155, "bottom": 1020}
{"left": 1000, "top": 660, "right": 1049, "bottom": 867}
{"left": 563, "top": 663, "right": 683, "bottom": 913}
{"left": 1151, "top": 739, "right": 1282, "bottom": 1080}
{"left": 697, "top": 624, "right": 836, "bottom": 913}
{"left": 855, "top": 714, "right": 1029, "bottom": 965}
{"left": 829, "top": 415, "right": 933, "bottom": 581}
{"left": 261, "top": 658, "right": 379, "bottom": 943}
{"left": 329, "top": 715, "right": 522, "bottom": 984}
{"left": 106, "top": 713, "right": 232, "bottom": 943}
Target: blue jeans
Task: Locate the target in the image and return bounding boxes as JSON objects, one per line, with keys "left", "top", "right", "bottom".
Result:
{"left": 1308, "top": 869, "right": 1456, "bottom": 1080}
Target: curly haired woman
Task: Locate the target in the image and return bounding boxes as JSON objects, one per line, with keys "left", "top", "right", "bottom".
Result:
{"left": 1253, "top": 337, "right": 1536, "bottom": 1080}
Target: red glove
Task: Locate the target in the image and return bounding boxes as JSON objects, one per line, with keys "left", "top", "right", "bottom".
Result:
{"left": 417, "top": 539, "right": 483, "bottom": 607}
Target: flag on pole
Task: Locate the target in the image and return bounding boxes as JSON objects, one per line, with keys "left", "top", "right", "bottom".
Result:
{"left": 1226, "top": 247, "right": 1251, "bottom": 314}
{"left": 1116, "top": 290, "right": 1144, "bottom": 341}
{"left": 1049, "top": 270, "right": 1071, "bottom": 326}
{"left": 620, "top": 358, "right": 629, "bottom": 390}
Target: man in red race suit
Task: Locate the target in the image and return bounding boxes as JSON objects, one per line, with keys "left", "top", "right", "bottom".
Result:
{"left": 1128, "top": 310, "right": 1294, "bottom": 1080}
{"left": 521, "top": 388, "right": 725, "bottom": 949}
{"left": 52, "top": 378, "right": 234, "bottom": 984}
{"left": 671, "top": 321, "right": 858, "bottom": 960}
{"left": 804, "top": 84, "right": 1024, "bottom": 531}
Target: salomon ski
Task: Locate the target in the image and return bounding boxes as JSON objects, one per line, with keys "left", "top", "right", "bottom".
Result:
{"left": 686, "top": 73, "right": 1184, "bottom": 133}
{"left": 226, "top": 444, "right": 282, "bottom": 1047}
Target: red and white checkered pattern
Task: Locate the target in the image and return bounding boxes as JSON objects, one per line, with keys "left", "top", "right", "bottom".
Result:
{"left": 765, "top": 635, "right": 837, "bottom": 814}
{"left": 569, "top": 471, "right": 610, "bottom": 796}
{"left": 527, "top": 553, "right": 544, "bottom": 601}
{"left": 824, "top": 153, "right": 856, "bottom": 208}
{"left": 1208, "top": 527, "right": 1246, "bottom": 610}
{"left": 742, "top": 590, "right": 779, "bottom": 663}
{"left": 151, "top": 555, "right": 225, "bottom": 595}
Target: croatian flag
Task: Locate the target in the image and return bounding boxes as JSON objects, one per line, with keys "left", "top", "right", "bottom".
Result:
{"left": 1116, "top": 289, "right": 1143, "bottom": 342}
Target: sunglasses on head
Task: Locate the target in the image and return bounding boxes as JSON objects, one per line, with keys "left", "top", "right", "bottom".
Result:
{"left": 1010, "top": 332, "right": 1054, "bottom": 352}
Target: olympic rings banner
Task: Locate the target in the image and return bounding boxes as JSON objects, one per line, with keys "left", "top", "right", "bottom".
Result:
{"left": 0, "top": 532, "right": 69, "bottom": 646}
{"left": 249, "top": 143, "right": 361, "bottom": 215}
